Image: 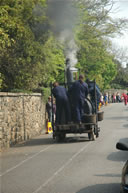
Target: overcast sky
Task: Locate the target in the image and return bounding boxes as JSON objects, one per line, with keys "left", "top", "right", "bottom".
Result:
{"left": 111, "top": 0, "right": 128, "bottom": 49}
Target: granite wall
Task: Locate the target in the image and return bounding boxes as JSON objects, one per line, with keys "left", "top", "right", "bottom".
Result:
{"left": 0, "top": 93, "right": 46, "bottom": 150}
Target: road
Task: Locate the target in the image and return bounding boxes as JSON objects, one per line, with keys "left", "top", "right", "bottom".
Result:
{"left": 0, "top": 103, "right": 128, "bottom": 193}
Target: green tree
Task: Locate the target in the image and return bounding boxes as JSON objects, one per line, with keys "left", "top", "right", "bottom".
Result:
{"left": 75, "top": 0, "right": 127, "bottom": 89}
{"left": 111, "top": 61, "right": 128, "bottom": 89}
{"left": 0, "top": 0, "right": 65, "bottom": 91}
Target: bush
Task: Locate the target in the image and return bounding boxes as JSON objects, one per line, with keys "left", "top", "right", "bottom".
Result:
{"left": 35, "top": 87, "right": 51, "bottom": 102}
{"left": 110, "top": 83, "right": 127, "bottom": 90}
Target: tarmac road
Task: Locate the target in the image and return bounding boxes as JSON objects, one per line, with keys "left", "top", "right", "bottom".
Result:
{"left": 0, "top": 103, "right": 128, "bottom": 193}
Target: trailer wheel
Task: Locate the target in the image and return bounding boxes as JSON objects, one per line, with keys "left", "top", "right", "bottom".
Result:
{"left": 95, "top": 132, "right": 99, "bottom": 138}
{"left": 88, "top": 130, "right": 95, "bottom": 141}
{"left": 94, "top": 125, "right": 100, "bottom": 138}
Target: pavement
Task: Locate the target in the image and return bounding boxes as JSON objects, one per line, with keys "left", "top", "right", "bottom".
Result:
{"left": 0, "top": 103, "right": 128, "bottom": 193}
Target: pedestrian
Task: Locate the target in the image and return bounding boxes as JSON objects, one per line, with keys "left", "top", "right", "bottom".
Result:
{"left": 111, "top": 93, "right": 113, "bottom": 103}
{"left": 108, "top": 93, "right": 111, "bottom": 103}
{"left": 52, "top": 82, "right": 71, "bottom": 124}
{"left": 69, "top": 75, "right": 88, "bottom": 123}
{"left": 53, "top": 98, "right": 56, "bottom": 122}
{"left": 113, "top": 93, "right": 116, "bottom": 103}
{"left": 106, "top": 92, "right": 108, "bottom": 104}
{"left": 116, "top": 92, "right": 120, "bottom": 103}
{"left": 121, "top": 94, "right": 123, "bottom": 102}
{"left": 46, "top": 96, "right": 52, "bottom": 122}
{"left": 104, "top": 93, "right": 108, "bottom": 105}
{"left": 123, "top": 93, "right": 127, "bottom": 106}
{"left": 100, "top": 94, "right": 104, "bottom": 106}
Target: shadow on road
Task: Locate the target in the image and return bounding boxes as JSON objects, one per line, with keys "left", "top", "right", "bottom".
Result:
{"left": 11, "top": 136, "right": 54, "bottom": 148}
{"left": 11, "top": 135, "right": 90, "bottom": 148}
{"left": 107, "top": 151, "right": 127, "bottom": 162}
{"left": 76, "top": 183, "right": 120, "bottom": 193}
{"left": 61, "top": 136, "right": 90, "bottom": 144}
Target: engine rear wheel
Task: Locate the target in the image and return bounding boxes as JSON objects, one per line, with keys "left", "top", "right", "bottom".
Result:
{"left": 56, "top": 133, "right": 66, "bottom": 142}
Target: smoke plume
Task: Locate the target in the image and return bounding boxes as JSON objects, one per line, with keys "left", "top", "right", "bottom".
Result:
{"left": 47, "top": 0, "right": 78, "bottom": 67}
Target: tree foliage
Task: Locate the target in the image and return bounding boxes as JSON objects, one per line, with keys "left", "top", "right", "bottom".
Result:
{"left": 111, "top": 61, "right": 128, "bottom": 89}
{"left": 0, "top": 0, "right": 127, "bottom": 92}
{"left": 75, "top": 0, "right": 127, "bottom": 89}
{"left": 0, "top": 0, "right": 65, "bottom": 91}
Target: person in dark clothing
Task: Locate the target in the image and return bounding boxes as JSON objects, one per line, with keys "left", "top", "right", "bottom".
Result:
{"left": 52, "top": 82, "right": 71, "bottom": 124}
{"left": 69, "top": 75, "right": 88, "bottom": 123}
{"left": 46, "top": 96, "right": 52, "bottom": 122}
{"left": 86, "top": 79, "right": 101, "bottom": 111}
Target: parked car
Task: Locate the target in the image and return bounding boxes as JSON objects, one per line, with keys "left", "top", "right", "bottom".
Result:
{"left": 116, "top": 142, "right": 128, "bottom": 193}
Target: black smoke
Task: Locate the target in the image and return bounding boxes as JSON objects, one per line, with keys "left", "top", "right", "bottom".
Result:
{"left": 47, "top": 0, "right": 79, "bottom": 67}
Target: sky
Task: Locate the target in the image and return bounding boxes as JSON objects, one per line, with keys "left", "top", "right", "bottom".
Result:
{"left": 111, "top": 0, "right": 128, "bottom": 49}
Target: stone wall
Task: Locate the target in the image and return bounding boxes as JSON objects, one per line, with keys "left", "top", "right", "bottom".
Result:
{"left": 104, "top": 89, "right": 127, "bottom": 95}
{"left": 0, "top": 93, "right": 46, "bottom": 150}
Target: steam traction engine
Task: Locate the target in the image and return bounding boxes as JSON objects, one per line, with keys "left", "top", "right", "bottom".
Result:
{"left": 51, "top": 59, "right": 104, "bottom": 142}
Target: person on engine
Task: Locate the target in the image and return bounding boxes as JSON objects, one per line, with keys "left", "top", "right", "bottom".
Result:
{"left": 69, "top": 75, "right": 88, "bottom": 124}
{"left": 86, "top": 79, "right": 101, "bottom": 111}
{"left": 52, "top": 82, "right": 71, "bottom": 124}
